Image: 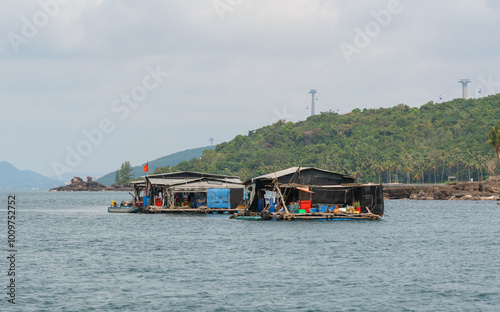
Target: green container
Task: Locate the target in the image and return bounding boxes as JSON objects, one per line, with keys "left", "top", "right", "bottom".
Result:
{"left": 298, "top": 209, "right": 306, "bottom": 214}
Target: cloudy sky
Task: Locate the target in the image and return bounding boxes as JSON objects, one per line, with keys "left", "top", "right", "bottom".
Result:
{"left": 1, "top": 0, "right": 499, "bottom": 178}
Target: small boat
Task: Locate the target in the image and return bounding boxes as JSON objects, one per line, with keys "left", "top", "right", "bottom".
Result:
{"left": 108, "top": 206, "right": 139, "bottom": 213}
{"left": 108, "top": 201, "right": 139, "bottom": 213}
{"left": 235, "top": 215, "right": 263, "bottom": 221}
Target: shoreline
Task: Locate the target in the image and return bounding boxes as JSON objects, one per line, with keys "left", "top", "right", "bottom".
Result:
{"left": 383, "top": 179, "right": 500, "bottom": 200}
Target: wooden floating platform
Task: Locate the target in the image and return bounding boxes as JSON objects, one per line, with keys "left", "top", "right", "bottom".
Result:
{"left": 232, "top": 211, "right": 382, "bottom": 221}
{"left": 140, "top": 206, "right": 241, "bottom": 214}
{"left": 285, "top": 212, "right": 382, "bottom": 221}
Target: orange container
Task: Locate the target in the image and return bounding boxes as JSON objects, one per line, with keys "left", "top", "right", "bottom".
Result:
{"left": 155, "top": 198, "right": 162, "bottom": 206}
{"left": 300, "top": 200, "right": 311, "bottom": 213}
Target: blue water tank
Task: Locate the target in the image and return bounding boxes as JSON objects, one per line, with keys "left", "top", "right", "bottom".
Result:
{"left": 257, "top": 199, "right": 263, "bottom": 212}
{"left": 269, "top": 197, "right": 277, "bottom": 210}
{"left": 143, "top": 196, "right": 150, "bottom": 207}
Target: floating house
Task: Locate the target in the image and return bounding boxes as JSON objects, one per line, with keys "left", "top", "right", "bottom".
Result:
{"left": 131, "top": 171, "right": 244, "bottom": 213}
{"left": 239, "top": 167, "right": 384, "bottom": 220}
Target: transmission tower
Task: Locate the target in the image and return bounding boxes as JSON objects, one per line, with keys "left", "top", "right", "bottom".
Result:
{"left": 309, "top": 89, "right": 317, "bottom": 116}
{"left": 458, "top": 79, "right": 471, "bottom": 99}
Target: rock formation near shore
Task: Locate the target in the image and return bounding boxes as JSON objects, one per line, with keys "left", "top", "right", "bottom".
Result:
{"left": 384, "top": 179, "right": 500, "bottom": 200}
{"left": 49, "top": 177, "right": 133, "bottom": 192}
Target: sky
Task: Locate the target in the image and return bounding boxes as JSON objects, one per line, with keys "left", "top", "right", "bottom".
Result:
{"left": 1, "top": 0, "right": 499, "bottom": 179}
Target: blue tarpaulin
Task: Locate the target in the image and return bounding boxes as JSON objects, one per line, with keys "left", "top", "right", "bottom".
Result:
{"left": 207, "top": 188, "right": 231, "bottom": 208}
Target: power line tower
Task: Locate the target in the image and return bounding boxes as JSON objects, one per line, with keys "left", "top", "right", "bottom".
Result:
{"left": 309, "top": 89, "right": 317, "bottom": 116}
{"left": 458, "top": 79, "right": 471, "bottom": 99}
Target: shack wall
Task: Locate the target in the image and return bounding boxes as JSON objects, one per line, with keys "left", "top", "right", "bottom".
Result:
{"left": 310, "top": 188, "right": 354, "bottom": 206}
{"left": 357, "top": 185, "right": 384, "bottom": 215}
{"left": 278, "top": 170, "right": 354, "bottom": 185}
{"left": 230, "top": 188, "right": 243, "bottom": 208}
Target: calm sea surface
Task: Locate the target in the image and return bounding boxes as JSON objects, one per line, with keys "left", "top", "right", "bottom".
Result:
{"left": 1, "top": 190, "right": 499, "bottom": 311}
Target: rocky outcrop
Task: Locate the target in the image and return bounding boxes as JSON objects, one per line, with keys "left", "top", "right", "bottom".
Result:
{"left": 49, "top": 177, "right": 133, "bottom": 192}
{"left": 384, "top": 180, "right": 500, "bottom": 200}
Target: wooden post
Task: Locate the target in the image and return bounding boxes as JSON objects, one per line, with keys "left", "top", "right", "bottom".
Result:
{"left": 275, "top": 183, "right": 289, "bottom": 213}
{"left": 162, "top": 186, "right": 166, "bottom": 207}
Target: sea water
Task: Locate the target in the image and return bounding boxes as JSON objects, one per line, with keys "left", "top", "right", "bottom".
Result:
{"left": 1, "top": 190, "right": 499, "bottom": 311}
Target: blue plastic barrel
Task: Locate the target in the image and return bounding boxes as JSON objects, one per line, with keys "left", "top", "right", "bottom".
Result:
{"left": 143, "top": 196, "right": 150, "bottom": 206}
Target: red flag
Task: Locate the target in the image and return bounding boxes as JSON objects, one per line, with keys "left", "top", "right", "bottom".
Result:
{"left": 143, "top": 161, "right": 149, "bottom": 173}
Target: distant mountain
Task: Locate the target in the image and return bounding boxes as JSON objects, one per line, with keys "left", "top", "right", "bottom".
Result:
{"left": 0, "top": 161, "right": 59, "bottom": 189}
{"left": 96, "top": 146, "right": 215, "bottom": 186}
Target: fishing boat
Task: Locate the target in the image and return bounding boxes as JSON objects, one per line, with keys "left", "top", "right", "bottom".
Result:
{"left": 107, "top": 206, "right": 139, "bottom": 213}
{"left": 108, "top": 200, "right": 139, "bottom": 213}
{"left": 235, "top": 215, "right": 263, "bottom": 221}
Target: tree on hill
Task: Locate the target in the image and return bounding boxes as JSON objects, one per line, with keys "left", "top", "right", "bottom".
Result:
{"left": 487, "top": 125, "right": 500, "bottom": 163}
{"left": 115, "top": 161, "right": 133, "bottom": 185}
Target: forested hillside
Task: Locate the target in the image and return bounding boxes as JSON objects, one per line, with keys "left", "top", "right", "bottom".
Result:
{"left": 156, "top": 94, "right": 500, "bottom": 184}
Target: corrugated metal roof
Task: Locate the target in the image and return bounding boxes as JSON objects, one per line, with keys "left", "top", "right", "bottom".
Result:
{"left": 147, "top": 178, "right": 200, "bottom": 185}
{"left": 145, "top": 176, "right": 243, "bottom": 187}
{"left": 170, "top": 181, "right": 244, "bottom": 190}
{"left": 147, "top": 177, "right": 241, "bottom": 185}
{"left": 252, "top": 167, "right": 304, "bottom": 180}
{"left": 246, "top": 167, "right": 355, "bottom": 183}
{"left": 130, "top": 180, "right": 145, "bottom": 185}
{"left": 143, "top": 171, "right": 240, "bottom": 180}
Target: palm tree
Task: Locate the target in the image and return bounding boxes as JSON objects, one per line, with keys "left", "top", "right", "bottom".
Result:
{"left": 478, "top": 155, "right": 487, "bottom": 181}
{"left": 456, "top": 153, "right": 462, "bottom": 181}
{"left": 352, "top": 167, "right": 362, "bottom": 182}
{"left": 382, "top": 160, "right": 392, "bottom": 184}
{"left": 394, "top": 162, "right": 401, "bottom": 184}
{"left": 464, "top": 157, "right": 472, "bottom": 181}
{"left": 373, "top": 163, "right": 384, "bottom": 184}
{"left": 429, "top": 162, "right": 438, "bottom": 184}
{"left": 439, "top": 154, "right": 447, "bottom": 183}
{"left": 487, "top": 125, "right": 500, "bottom": 163}
{"left": 446, "top": 155, "right": 455, "bottom": 179}
{"left": 402, "top": 153, "right": 413, "bottom": 184}
{"left": 413, "top": 170, "right": 421, "bottom": 184}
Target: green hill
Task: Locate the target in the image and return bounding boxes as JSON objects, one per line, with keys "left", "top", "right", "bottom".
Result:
{"left": 160, "top": 95, "right": 500, "bottom": 183}
{"left": 97, "top": 146, "right": 215, "bottom": 186}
